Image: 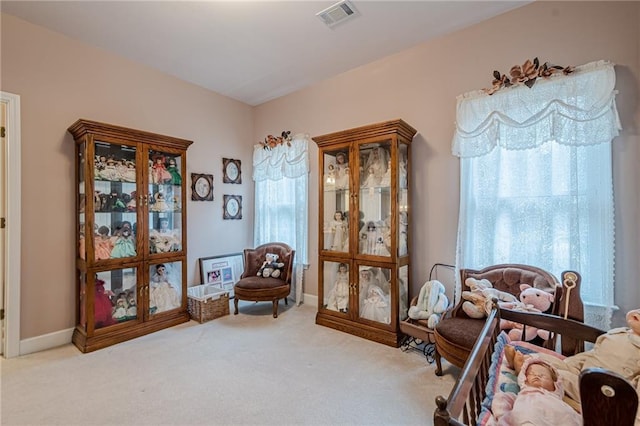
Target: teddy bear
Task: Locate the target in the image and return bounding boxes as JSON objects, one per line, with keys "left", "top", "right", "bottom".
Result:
{"left": 407, "top": 280, "right": 449, "bottom": 329}
{"left": 461, "top": 277, "right": 518, "bottom": 319}
{"left": 257, "top": 253, "right": 285, "bottom": 278}
{"left": 500, "top": 283, "right": 554, "bottom": 341}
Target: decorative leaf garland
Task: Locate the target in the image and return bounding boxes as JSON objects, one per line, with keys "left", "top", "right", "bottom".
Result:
{"left": 484, "top": 58, "right": 575, "bottom": 95}
{"left": 259, "top": 130, "right": 292, "bottom": 150}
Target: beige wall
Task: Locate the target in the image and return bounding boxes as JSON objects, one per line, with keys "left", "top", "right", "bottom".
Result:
{"left": 2, "top": 1, "right": 638, "bottom": 342}
{"left": 254, "top": 1, "right": 640, "bottom": 327}
{"left": 1, "top": 13, "right": 255, "bottom": 339}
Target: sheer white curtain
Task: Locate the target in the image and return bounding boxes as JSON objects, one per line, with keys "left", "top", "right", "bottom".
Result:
{"left": 253, "top": 134, "right": 310, "bottom": 305}
{"left": 453, "top": 61, "right": 620, "bottom": 330}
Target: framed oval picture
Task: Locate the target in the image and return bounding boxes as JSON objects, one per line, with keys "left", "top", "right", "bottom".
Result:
{"left": 223, "top": 194, "right": 242, "bottom": 220}
{"left": 223, "top": 158, "right": 241, "bottom": 184}
{"left": 191, "top": 173, "right": 214, "bottom": 201}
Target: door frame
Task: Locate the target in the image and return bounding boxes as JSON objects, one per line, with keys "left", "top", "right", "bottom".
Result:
{"left": 1, "top": 91, "right": 21, "bottom": 358}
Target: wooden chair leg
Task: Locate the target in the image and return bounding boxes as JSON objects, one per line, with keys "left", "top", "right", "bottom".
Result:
{"left": 435, "top": 348, "right": 443, "bottom": 376}
{"left": 234, "top": 296, "right": 239, "bottom": 315}
{"left": 285, "top": 297, "right": 289, "bottom": 306}
{"left": 272, "top": 299, "right": 279, "bottom": 318}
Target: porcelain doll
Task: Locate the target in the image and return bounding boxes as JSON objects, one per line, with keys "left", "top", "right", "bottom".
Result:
{"left": 324, "top": 163, "right": 336, "bottom": 190}
{"left": 379, "top": 160, "right": 392, "bottom": 187}
{"left": 94, "top": 225, "right": 113, "bottom": 260}
{"left": 167, "top": 157, "right": 182, "bottom": 185}
{"left": 364, "top": 147, "right": 388, "bottom": 182}
{"left": 329, "top": 211, "right": 348, "bottom": 252}
{"left": 110, "top": 222, "right": 136, "bottom": 258}
{"left": 151, "top": 155, "right": 172, "bottom": 184}
{"left": 358, "top": 267, "right": 381, "bottom": 307}
{"left": 94, "top": 278, "right": 116, "bottom": 328}
{"left": 100, "top": 158, "right": 119, "bottom": 181}
{"left": 150, "top": 192, "right": 170, "bottom": 212}
{"left": 334, "top": 152, "right": 349, "bottom": 190}
{"left": 149, "top": 264, "right": 181, "bottom": 313}
{"left": 121, "top": 160, "right": 136, "bottom": 182}
{"left": 326, "top": 263, "right": 349, "bottom": 312}
{"left": 360, "top": 284, "right": 390, "bottom": 324}
{"left": 149, "top": 218, "right": 181, "bottom": 253}
{"left": 112, "top": 296, "right": 128, "bottom": 320}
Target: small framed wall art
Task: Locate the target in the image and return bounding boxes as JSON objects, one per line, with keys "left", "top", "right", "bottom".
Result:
{"left": 191, "top": 173, "right": 214, "bottom": 201}
{"left": 223, "top": 195, "right": 242, "bottom": 220}
{"left": 222, "top": 158, "right": 241, "bottom": 184}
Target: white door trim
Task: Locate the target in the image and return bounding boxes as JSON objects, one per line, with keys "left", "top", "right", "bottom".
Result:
{"left": 1, "top": 91, "right": 21, "bottom": 358}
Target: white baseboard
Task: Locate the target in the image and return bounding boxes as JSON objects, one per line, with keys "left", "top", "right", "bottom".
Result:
{"left": 19, "top": 328, "right": 74, "bottom": 356}
{"left": 299, "top": 293, "right": 318, "bottom": 307}
{"left": 17, "top": 295, "right": 319, "bottom": 356}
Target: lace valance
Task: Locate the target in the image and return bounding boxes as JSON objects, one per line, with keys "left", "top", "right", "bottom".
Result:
{"left": 253, "top": 133, "right": 310, "bottom": 181}
{"left": 452, "top": 60, "right": 621, "bottom": 158}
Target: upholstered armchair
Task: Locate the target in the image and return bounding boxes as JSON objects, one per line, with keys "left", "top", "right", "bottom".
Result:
{"left": 233, "top": 242, "right": 295, "bottom": 318}
{"left": 433, "top": 264, "right": 583, "bottom": 376}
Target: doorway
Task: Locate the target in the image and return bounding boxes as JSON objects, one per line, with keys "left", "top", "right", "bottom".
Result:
{"left": 1, "top": 91, "right": 22, "bottom": 358}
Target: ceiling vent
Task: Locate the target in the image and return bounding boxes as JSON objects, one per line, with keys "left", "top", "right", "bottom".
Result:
{"left": 316, "top": 1, "right": 358, "bottom": 28}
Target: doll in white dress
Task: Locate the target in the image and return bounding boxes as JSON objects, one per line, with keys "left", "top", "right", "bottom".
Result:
{"left": 149, "top": 264, "right": 181, "bottom": 314}
{"left": 329, "top": 211, "right": 348, "bottom": 252}
{"left": 334, "top": 152, "right": 349, "bottom": 190}
{"left": 326, "top": 263, "right": 349, "bottom": 312}
{"left": 360, "top": 284, "right": 390, "bottom": 324}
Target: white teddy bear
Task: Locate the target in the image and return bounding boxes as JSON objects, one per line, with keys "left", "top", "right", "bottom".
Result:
{"left": 461, "top": 277, "right": 518, "bottom": 318}
{"left": 257, "top": 253, "right": 285, "bottom": 278}
{"left": 408, "top": 280, "right": 449, "bottom": 329}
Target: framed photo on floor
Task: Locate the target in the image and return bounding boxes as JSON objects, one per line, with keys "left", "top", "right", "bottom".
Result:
{"left": 198, "top": 252, "right": 244, "bottom": 297}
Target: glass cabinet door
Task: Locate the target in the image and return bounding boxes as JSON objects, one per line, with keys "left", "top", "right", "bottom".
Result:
{"left": 357, "top": 141, "right": 392, "bottom": 257}
{"left": 358, "top": 264, "right": 392, "bottom": 324}
{"left": 398, "top": 143, "right": 409, "bottom": 257}
{"left": 398, "top": 265, "right": 409, "bottom": 321}
{"left": 93, "top": 141, "right": 138, "bottom": 261}
{"left": 322, "top": 260, "right": 351, "bottom": 313}
{"left": 148, "top": 261, "right": 183, "bottom": 315}
{"left": 94, "top": 267, "right": 138, "bottom": 329}
{"left": 148, "top": 150, "right": 183, "bottom": 255}
{"left": 322, "top": 148, "right": 350, "bottom": 253}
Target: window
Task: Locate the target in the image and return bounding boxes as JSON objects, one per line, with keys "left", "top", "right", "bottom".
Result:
{"left": 453, "top": 61, "right": 620, "bottom": 330}
{"left": 253, "top": 134, "right": 310, "bottom": 304}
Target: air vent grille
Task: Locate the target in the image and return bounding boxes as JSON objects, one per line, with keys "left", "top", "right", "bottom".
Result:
{"left": 316, "top": 1, "right": 358, "bottom": 28}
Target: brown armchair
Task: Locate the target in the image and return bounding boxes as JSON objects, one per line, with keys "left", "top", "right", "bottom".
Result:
{"left": 233, "top": 242, "right": 295, "bottom": 318}
{"left": 433, "top": 264, "right": 583, "bottom": 376}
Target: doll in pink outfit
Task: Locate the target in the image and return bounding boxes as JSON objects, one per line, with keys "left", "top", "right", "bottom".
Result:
{"left": 492, "top": 357, "right": 581, "bottom": 426}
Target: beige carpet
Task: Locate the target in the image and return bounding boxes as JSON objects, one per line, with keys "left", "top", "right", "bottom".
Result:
{"left": 1, "top": 301, "right": 458, "bottom": 426}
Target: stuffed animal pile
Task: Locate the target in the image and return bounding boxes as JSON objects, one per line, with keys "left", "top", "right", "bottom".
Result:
{"left": 461, "top": 278, "right": 554, "bottom": 342}
{"left": 257, "top": 253, "right": 285, "bottom": 278}
{"left": 408, "top": 280, "right": 449, "bottom": 329}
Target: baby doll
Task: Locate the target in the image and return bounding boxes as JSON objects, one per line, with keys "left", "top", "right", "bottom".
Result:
{"left": 492, "top": 358, "right": 581, "bottom": 426}
{"left": 334, "top": 152, "right": 349, "bottom": 190}
{"left": 505, "top": 308, "right": 640, "bottom": 407}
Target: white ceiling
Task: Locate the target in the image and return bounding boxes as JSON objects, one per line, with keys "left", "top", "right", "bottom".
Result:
{"left": 2, "top": 1, "right": 529, "bottom": 106}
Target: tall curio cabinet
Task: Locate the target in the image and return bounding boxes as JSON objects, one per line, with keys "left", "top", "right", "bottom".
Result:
{"left": 313, "top": 119, "right": 416, "bottom": 347}
{"left": 68, "top": 119, "right": 193, "bottom": 352}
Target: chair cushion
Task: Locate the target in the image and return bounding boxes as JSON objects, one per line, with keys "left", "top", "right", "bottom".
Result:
{"left": 435, "top": 317, "right": 486, "bottom": 351}
{"left": 234, "top": 276, "right": 288, "bottom": 291}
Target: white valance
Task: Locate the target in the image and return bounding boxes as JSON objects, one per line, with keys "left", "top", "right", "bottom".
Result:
{"left": 253, "top": 133, "right": 310, "bottom": 181}
{"left": 452, "top": 60, "right": 621, "bottom": 158}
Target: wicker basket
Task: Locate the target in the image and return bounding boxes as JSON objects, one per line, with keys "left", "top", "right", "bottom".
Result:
{"left": 187, "top": 285, "right": 230, "bottom": 323}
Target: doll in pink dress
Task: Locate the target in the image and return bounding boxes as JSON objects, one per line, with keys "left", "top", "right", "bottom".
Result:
{"left": 151, "top": 155, "right": 172, "bottom": 184}
{"left": 492, "top": 358, "right": 580, "bottom": 426}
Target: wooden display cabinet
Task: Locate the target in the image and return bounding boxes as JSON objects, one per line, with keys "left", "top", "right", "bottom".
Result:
{"left": 68, "top": 119, "right": 193, "bottom": 352}
{"left": 313, "top": 119, "right": 416, "bottom": 347}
